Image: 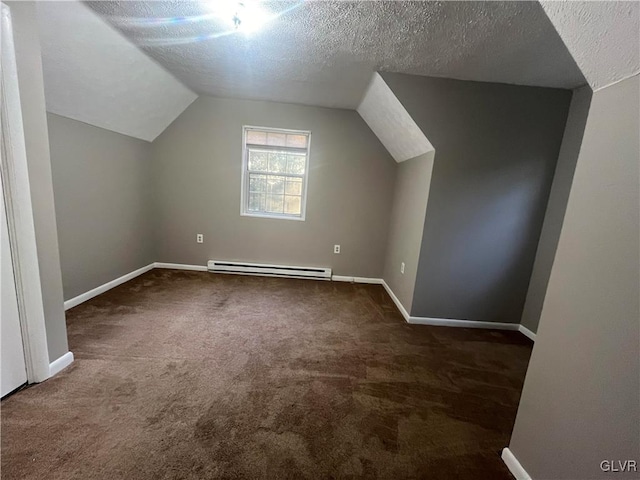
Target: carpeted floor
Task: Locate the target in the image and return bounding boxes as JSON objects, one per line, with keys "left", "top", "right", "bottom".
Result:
{"left": 1, "top": 269, "right": 532, "bottom": 479}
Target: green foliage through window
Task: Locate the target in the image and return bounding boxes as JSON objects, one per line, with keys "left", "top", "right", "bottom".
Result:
{"left": 243, "top": 127, "right": 310, "bottom": 219}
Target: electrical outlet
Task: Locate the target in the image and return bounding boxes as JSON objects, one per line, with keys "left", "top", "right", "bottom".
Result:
{"left": 400, "top": 262, "right": 405, "bottom": 274}
{"left": 334, "top": 245, "right": 341, "bottom": 254}
{"left": 196, "top": 234, "right": 204, "bottom": 243}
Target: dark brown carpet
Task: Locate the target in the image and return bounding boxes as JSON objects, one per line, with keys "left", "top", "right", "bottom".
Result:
{"left": 1, "top": 269, "right": 531, "bottom": 479}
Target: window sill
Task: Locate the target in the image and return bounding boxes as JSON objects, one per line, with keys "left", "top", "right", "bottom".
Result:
{"left": 241, "top": 212, "right": 306, "bottom": 222}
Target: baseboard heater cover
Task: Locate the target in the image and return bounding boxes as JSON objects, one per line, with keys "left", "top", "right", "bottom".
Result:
{"left": 207, "top": 260, "right": 332, "bottom": 280}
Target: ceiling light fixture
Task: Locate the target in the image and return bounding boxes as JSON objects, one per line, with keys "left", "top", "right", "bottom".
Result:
{"left": 208, "top": 1, "right": 273, "bottom": 34}
{"left": 231, "top": 4, "right": 243, "bottom": 29}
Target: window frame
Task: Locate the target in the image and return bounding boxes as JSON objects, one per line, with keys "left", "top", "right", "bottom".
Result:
{"left": 240, "top": 125, "right": 311, "bottom": 221}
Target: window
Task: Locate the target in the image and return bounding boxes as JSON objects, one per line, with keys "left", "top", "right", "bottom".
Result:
{"left": 241, "top": 126, "right": 311, "bottom": 220}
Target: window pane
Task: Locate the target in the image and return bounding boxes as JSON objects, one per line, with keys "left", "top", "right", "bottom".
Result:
{"left": 267, "top": 175, "right": 285, "bottom": 194}
{"left": 286, "top": 154, "right": 306, "bottom": 174}
{"left": 268, "top": 152, "right": 287, "bottom": 173}
{"left": 249, "top": 174, "right": 266, "bottom": 193}
{"left": 248, "top": 150, "right": 268, "bottom": 171}
{"left": 286, "top": 134, "right": 308, "bottom": 148}
{"left": 266, "top": 194, "right": 284, "bottom": 213}
{"left": 243, "top": 127, "right": 309, "bottom": 219}
{"left": 284, "top": 195, "right": 301, "bottom": 215}
{"left": 266, "top": 132, "right": 287, "bottom": 147}
{"left": 246, "top": 130, "right": 267, "bottom": 145}
{"left": 248, "top": 192, "right": 265, "bottom": 212}
{"left": 285, "top": 178, "right": 302, "bottom": 195}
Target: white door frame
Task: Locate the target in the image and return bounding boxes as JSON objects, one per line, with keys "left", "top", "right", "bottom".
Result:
{"left": 1, "top": 3, "right": 50, "bottom": 383}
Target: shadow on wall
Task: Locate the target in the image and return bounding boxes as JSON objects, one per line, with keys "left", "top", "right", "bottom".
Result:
{"left": 519, "top": 86, "right": 593, "bottom": 333}
{"left": 377, "top": 73, "right": 573, "bottom": 325}
{"left": 447, "top": 168, "right": 546, "bottom": 310}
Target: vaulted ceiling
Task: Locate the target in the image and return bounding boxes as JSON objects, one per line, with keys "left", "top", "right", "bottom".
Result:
{"left": 36, "top": 1, "right": 197, "bottom": 141}
{"left": 35, "top": 1, "right": 638, "bottom": 143}
{"left": 87, "top": 0, "right": 586, "bottom": 109}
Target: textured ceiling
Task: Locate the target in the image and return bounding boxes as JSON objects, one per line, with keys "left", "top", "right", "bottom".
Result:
{"left": 540, "top": 1, "right": 640, "bottom": 91}
{"left": 37, "top": 1, "right": 197, "bottom": 141}
{"left": 88, "top": 1, "right": 586, "bottom": 109}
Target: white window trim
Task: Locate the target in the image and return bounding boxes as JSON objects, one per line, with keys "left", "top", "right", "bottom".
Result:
{"left": 240, "top": 125, "right": 311, "bottom": 221}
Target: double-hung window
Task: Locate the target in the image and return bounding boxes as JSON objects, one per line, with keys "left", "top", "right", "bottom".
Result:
{"left": 241, "top": 126, "right": 311, "bottom": 220}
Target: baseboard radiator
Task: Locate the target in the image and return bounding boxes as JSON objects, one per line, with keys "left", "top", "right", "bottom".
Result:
{"left": 207, "top": 260, "right": 332, "bottom": 280}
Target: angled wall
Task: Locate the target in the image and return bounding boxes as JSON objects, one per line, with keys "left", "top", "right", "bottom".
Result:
{"left": 508, "top": 73, "right": 639, "bottom": 479}
{"left": 381, "top": 73, "right": 572, "bottom": 324}
{"left": 506, "top": 4, "right": 640, "bottom": 477}
{"left": 382, "top": 152, "right": 434, "bottom": 313}
{"left": 520, "top": 85, "right": 592, "bottom": 333}
{"left": 357, "top": 73, "right": 433, "bottom": 163}
{"left": 357, "top": 73, "right": 436, "bottom": 312}
{"left": 540, "top": 1, "right": 639, "bottom": 91}
{"left": 36, "top": 1, "right": 197, "bottom": 141}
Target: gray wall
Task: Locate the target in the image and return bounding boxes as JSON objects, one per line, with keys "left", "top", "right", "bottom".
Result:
{"left": 509, "top": 74, "right": 639, "bottom": 479}
{"left": 520, "top": 86, "right": 592, "bottom": 333}
{"left": 381, "top": 73, "right": 572, "bottom": 323}
{"left": 47, "top": 114, "right": 155, "bottom": 300}
{"left": 9, "top": 1, "right": 68, "bottom": 362}
{"left": 382, "top": 152, "right": 434, "bottom": 312}
{"left": 152, "top": 96, "right": 396, "bottom": 277}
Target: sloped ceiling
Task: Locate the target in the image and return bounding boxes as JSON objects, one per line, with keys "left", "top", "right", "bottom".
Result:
{"left": 36, "top": 1, "right": 197, "bottom": 142}
{"left": 541, "top": 1, "right": 640, "bottom": 91}
{"left": 357, "top": 73, "right": 433, "bottom": 163}
{"left": 88, "top": 1, "right": 586, "bottom": 110}
{"left": 36, "top": 1, "right": 636, "bottom": 152}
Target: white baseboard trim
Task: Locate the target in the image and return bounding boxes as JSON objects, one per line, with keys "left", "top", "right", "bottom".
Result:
{"left": 518, "top": 324, "right": 537, "bottom": 341}
{"left": 381, "top": 280, "right": 411, "bottom": 321}
{"left": 62, "top": 264, "right": 535, "bottom": 342}
{"left": 63, "top": 263, "right": 208, "bottom": 311}
{"left": 381, "top": 279, "right": 523, "bottom": 334}
{"left": 49, "top": 351, "right": 74, "bottom": 378}
{"left": 154, "top": 262, "right": 207, "bottom": 272}
{"left": 332, "top": 275, "right": 384, "bottom": 285}
{"left": 408, "top": 316, "right": 519, "bottom": 331}
{"left": 501, "top": 448, "right": 532, "bottom": 480}
{"left": 64, "top": 263, "right": 154, "bottom": 311}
